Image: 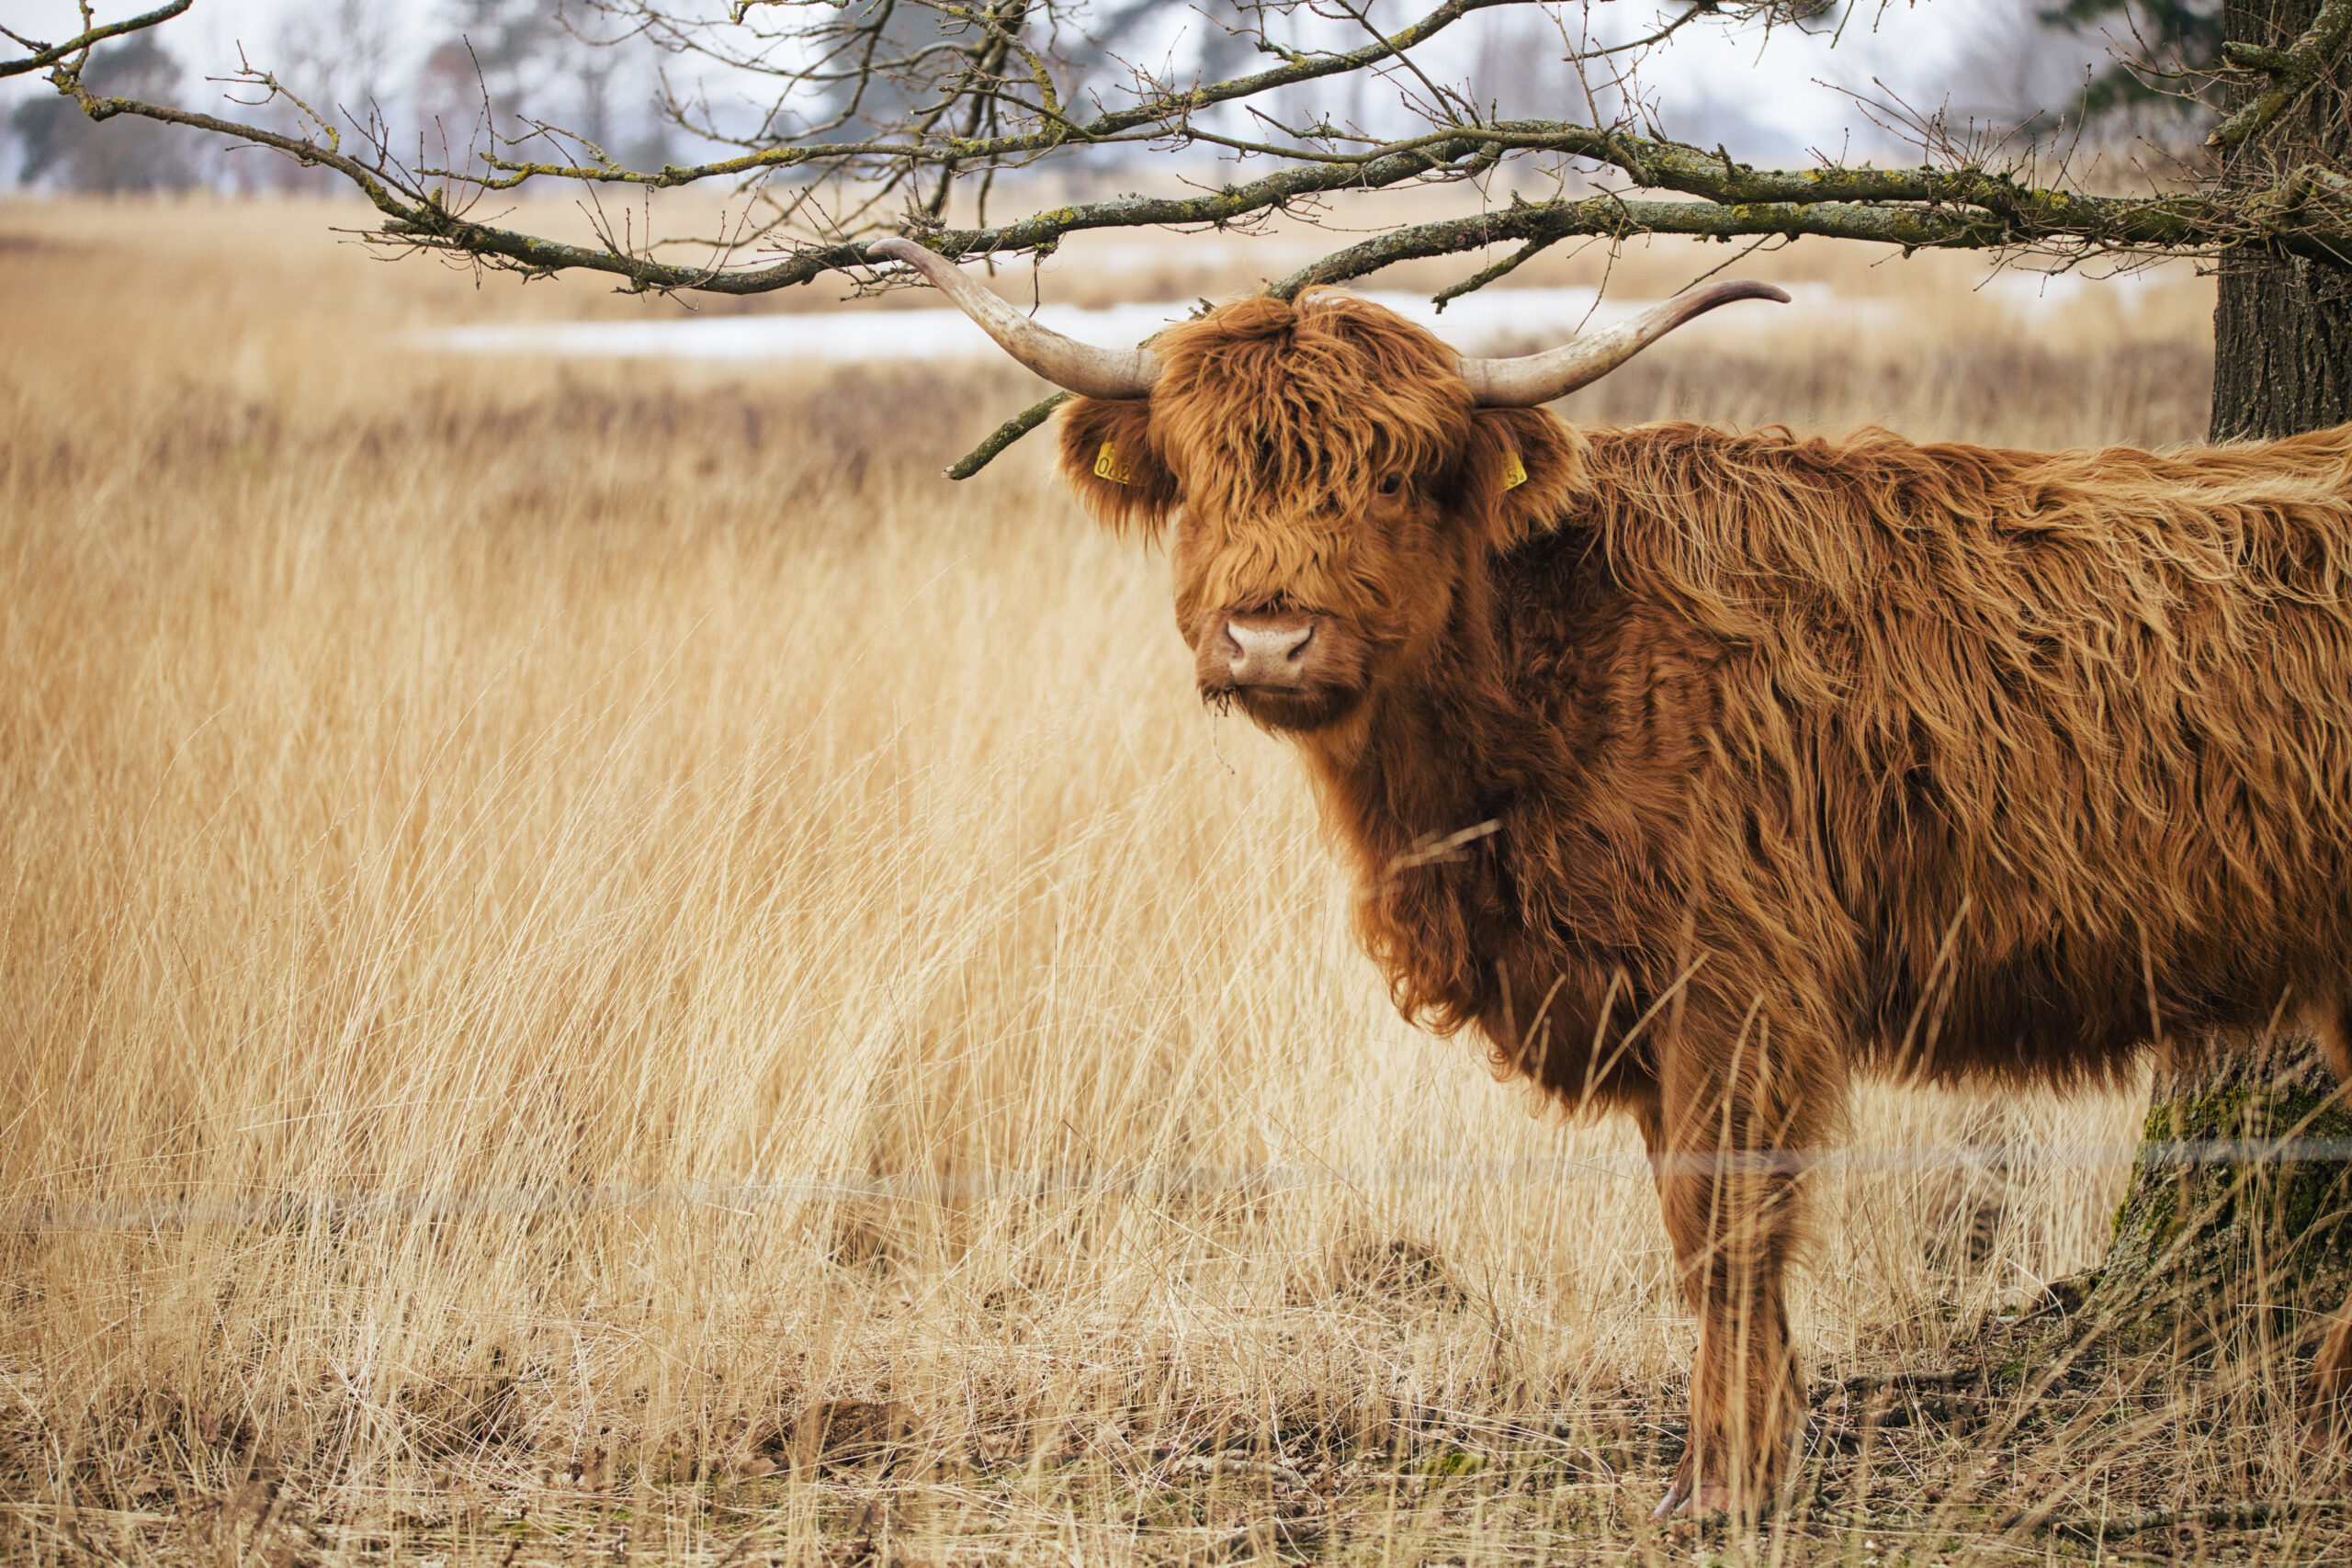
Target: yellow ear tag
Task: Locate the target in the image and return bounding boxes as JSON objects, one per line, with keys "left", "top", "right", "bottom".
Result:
{"left": 1093, "top": 441, "right": 1136, "bottom": 487}
{"left": 1501, "top": 451, "right": 1529, "bottom": 491}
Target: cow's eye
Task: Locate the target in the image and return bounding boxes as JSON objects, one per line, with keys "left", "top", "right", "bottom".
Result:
{"left": 1376, "top": 473, "right": 1404, "bottom": 497}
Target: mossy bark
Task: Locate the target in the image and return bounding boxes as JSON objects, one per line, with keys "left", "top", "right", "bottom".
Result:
{"left": 2057, "top": 1032, "right": 2352, "bottom": 1366}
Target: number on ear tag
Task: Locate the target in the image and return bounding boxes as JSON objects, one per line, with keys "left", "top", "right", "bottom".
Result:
{"left": 1094, "top": 441, "right": 1136, "bottom": 486}
{"left": 1502, "top": 451, "right": 1528, "bottom": 491}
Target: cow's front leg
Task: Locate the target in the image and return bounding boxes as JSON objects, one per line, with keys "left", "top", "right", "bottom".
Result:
{"left": 1636, "top": 1023, "right": 1823, "bottom": 1520}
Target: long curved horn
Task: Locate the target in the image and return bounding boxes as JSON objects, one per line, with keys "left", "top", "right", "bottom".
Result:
{"left": 869, "top": 237, "right": 1160, "bottom": 399}
{"left": 1455, "top": 280, "right": 1791, "bottom": 407}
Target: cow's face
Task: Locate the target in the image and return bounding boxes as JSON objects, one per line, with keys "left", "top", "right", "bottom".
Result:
{"left": 1056, "top": 294, "right": 1582, "bottom": 737}
{"left": 874, "top": 238, "right": 1772, "bottom": 736}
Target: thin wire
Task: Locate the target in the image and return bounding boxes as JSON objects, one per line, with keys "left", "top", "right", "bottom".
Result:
{"left": 10, "top": 1138, "right": 2352, "bottom": 1234}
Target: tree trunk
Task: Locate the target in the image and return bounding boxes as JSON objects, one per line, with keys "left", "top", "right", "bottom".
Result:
{"left": 2211, "top": 254, "right": 2352, "bottom": 440}
{"left": 2210, "top": 0, "right": 2352, "bottom": 442}
{"left": 2064, "top": 0, "right": 2352, "bottom": 1373}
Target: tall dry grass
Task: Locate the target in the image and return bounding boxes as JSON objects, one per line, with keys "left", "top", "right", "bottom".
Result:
{"left": 5, "top": 197, "right": 2332, "bottom": 1562}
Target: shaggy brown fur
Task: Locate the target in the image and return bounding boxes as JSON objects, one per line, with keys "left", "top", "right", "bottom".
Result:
{"left": 1048, "top": 289, "right": 2352, "bottom": 1515}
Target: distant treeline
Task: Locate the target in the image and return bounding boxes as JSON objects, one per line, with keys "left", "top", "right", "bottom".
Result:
{"left": 4, "top": 0, "right": 2211, "bottom": 194}
{"left": 4, "top": 0, "right": 678, "bottom": 193}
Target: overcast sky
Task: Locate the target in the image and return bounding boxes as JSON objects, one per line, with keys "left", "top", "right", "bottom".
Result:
{"left": 9, "top": 1, "right": 2106, "bottom": 168}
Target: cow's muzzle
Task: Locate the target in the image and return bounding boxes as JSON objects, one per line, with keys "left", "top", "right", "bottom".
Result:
{"left": 1221, "top": 616, "right": 1315, "bottom": 685}
{"left": 1195, "top": 609, "right": 1367, "bottom": 731}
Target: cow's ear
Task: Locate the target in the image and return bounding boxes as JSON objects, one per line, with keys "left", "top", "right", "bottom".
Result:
{"left": 1057, "top": 396, "right": 1178, "bottom": 537}
{"left": 1461, "top": 408, "right": 1583, "bottom": 550}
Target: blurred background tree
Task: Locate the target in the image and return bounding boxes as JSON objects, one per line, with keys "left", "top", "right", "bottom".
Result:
{"left": 2045, "top": 0, "right": 2227, "bottom": 131}
{"left": 8, "top": 28, "right": 202, "bottom": 191}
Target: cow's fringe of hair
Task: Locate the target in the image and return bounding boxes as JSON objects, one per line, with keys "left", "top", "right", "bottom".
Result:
{"left": 1054, "top": 292, "right": 1490, "bottom": 609}
{"left": 1148, "top": 292, "right": 1473, "bottom": 521}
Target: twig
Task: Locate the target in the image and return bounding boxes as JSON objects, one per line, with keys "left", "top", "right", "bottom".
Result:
{"left": 2008, "top": 1498, "right": 2352, "bottom": 1541}
{"left": 947, "top": 392, "right": 1069, "bottom": 480}
{"left": 1829, "top": 1368, "right": 1988, "bottom": 1397}
{"left": 1167, "top": 1453, "right": 1309, "bottom": 1490}
{"left": 1431, "top": 232, "right": 1560, "bottom": 310}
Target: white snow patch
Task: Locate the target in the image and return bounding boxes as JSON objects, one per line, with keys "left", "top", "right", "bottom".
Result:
{"left": 1981, "top": 268, "right": 2174, "bottom": 315}
{"left": 417, "top": 283, "right": 1878, "bottom": 365}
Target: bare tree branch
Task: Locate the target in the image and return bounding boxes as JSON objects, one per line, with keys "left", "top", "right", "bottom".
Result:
{"left": 32, "top": 0, "right": 2352, "bottom": 474}
{"left": 1, "top": 0, "right": 188, "bottom": 80}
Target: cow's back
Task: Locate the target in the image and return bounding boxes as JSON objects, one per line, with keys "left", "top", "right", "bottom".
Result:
{"left": 1516, "top": 422, "right": 2352, "bottom": 1087}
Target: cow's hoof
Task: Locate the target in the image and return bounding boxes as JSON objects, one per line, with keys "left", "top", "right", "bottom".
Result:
{"left": 2297, "top": 1391, "right": 2351, "bottom": 1455}
{"left": 1653, "top": 1473, "right": 1736, "bottom": 1520}
{"left": 2296, "top": 1368, "right": 2352, "bottom": 1453}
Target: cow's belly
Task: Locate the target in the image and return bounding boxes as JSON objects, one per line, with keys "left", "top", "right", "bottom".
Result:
{"left": 1855, "top": 936, "right": 2298, "bottom": 1092}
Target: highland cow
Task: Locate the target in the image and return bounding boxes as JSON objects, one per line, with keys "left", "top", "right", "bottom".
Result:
{"left": 876, "top": 237, "right": 2352, "bottom": 1516}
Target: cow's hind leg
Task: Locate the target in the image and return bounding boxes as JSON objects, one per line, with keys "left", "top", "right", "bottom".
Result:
{"left": 1640, "top": 1004, "right": 1830, "bottom": 1519}
{"left": 2303, "top": 1310, "right": 2352, "bottom": 1448}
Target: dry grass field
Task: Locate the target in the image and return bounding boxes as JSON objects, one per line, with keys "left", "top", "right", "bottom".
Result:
{"left": 2, "top": 196, "right": 2343, "bottom": 1564}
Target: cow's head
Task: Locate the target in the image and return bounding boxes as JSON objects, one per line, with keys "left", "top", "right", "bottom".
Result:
{"left": 874, "top": 240, "right": 1784, "bottom": 738}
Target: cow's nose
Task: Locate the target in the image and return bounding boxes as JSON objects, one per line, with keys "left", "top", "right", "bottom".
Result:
{"left": 1224, "top": 620, "right": 1315, "bottom": 686}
